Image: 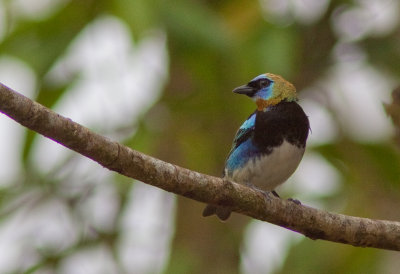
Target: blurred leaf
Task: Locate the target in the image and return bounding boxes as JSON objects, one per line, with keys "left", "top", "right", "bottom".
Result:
{"left": 316, "top": 141, "right": 400, "bottom": 188}
{"left": 0, "top": 0, "right": 102, "bottom": 77}
{"left": 363, "top": 32, "right": 400, "bottom": 75}
{"left": 361, "top": 143, "right": 400, "bottom": 186}
{"left": 111, "top": 0, "right": 159, "bottom": 38}
{"left": 241, "top": 26, "right": 300, "bottom": 77}
{"left": 161, "top": 0, "right": 230, "bottom": 53}
{"left": 1, "top": 0, "right": 100, "bottom": 163}
{"left": 280, "top": 239, "right": 381, "bottom": 274}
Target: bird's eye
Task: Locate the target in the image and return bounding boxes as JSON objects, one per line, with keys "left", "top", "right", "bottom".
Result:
{"left": 259, "top": 79, "right": 271, "bottom": 89}
{"left": 247, "top": 78, "right": 271, "bottom": 90}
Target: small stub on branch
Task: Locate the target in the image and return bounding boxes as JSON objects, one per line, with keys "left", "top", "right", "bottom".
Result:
{"left": 384, "top": 86, "right": 400, "bottom": 147}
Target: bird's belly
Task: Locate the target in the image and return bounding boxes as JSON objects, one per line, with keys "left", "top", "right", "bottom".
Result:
{"left": 228, "top": 141, "right": 305, "bottom": 190}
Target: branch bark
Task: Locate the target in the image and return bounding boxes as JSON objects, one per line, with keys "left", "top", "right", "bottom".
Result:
{"left": 1, "top": 82, "right": 400, "bottom": 251}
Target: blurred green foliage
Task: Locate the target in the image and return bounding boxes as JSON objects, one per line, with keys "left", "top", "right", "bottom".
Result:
{"left": 1, "top": 0, "right": 400, "bottom": 273}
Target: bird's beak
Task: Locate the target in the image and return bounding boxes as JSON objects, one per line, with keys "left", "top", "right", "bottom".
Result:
{"left": 232, "top": 84, "right": 255, "bottom": 96}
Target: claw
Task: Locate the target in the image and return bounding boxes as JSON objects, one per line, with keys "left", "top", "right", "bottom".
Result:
{"left": 288, "top": 198, "right": 301, "bottom": 205}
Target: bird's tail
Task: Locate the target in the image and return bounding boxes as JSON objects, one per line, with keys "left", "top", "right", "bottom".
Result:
{"left": 202, "top": 204, "right": 231, "bottom": 221}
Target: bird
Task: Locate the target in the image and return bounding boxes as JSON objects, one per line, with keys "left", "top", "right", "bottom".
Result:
{"left": 203, "top": 73, "right": 310, "bottom": 221}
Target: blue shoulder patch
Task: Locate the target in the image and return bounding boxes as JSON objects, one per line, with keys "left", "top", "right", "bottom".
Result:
{"left": 240, "top": 113, "right": 256, "bottom": 130}
{"left": 231, "top": 112, "right": 255, "bottom": 150}
{"left": 225, "top": 138, "right": 259, "bottom": 175}
{"left": 225, "top": 112, "right": 260, "bottom": 175}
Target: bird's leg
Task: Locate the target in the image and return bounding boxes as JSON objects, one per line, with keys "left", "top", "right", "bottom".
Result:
{"left": 271, "top": 190, "right": 280, "bottom": 198}
{"left": 245, "top": 184, "right": 287, "bottom": 201}
{"left": 244, "top": 182, "right": 270, "bottom": 198}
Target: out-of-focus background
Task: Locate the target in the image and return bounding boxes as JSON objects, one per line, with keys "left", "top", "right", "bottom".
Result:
{"left": 0, "top": 0, "right": 400, "bottom": 273}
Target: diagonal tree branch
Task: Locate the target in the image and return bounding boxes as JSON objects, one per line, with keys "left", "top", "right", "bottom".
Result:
{"left": 1, "top": 82, "right": 400, "bottom": 251}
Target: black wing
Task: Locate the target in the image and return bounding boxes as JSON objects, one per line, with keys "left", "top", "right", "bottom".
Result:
{"left": 229, "top": 111, "right": 256, "bottom": 152}
{"left": 231, "top": 126, "right": 254, "bottom": 151}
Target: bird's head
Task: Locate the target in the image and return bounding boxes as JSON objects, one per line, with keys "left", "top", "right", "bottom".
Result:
{"left": 233, "top": 73, "right": 297, "bottom": 111}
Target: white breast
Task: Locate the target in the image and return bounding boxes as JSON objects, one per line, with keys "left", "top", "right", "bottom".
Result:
{"left": 226, "top": 140, "right": 305, "bottom": 190}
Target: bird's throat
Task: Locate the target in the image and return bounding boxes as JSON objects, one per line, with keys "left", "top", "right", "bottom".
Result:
{"left": 256, "top": 98, "right": 280, "bottom": 111}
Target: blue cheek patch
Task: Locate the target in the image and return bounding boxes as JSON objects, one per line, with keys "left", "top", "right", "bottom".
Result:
{"left": 249, "top": 74, "right": 275, "bottom": 100}
{"left": 255, "top": 83, "right": 274, "bottom": 100}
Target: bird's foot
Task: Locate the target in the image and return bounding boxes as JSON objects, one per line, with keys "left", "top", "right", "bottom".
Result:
{"left": 288, "top": 198, "right": 301, "bottom": 205}
{"left": 245, "top": 183, "right": 274, "bottom": 200}
{"left": 245, "top": 185, "right": 283, "bottom": 200}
